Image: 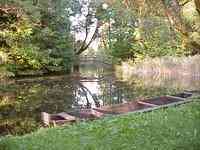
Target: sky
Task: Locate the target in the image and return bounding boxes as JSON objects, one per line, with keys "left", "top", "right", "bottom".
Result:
{"left": 69, "top": 0, "right": 107, "bottom": 51}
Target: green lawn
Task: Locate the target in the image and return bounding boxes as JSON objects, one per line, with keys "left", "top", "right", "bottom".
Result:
{"left": 0, "top": 99, "right": 200, "bottom": 150}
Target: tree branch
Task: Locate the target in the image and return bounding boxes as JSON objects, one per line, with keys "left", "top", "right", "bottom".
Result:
{"left": 180, "top": 0, "right": 191, "bottom": 7}
{"left": 75, "top": 21, "right": 98, "bottom": 55}
{"left": 75, "top": 19, "right": 89, "bottom": 54}
{"left": 194, "top": 0, "right": 200, "bottom": 15}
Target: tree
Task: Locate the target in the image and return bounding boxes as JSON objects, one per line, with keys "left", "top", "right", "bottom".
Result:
{"left": 195, "top": 0, "right": 200, "bottom": 15}
{"left": 162, "top": 0, "right": 200, "bottom": 55}
{"left": 70, "top": 0, "right": 100, "bottom": 56}
{"left": 0, "top": 0, "right": 74, "bottom": 76}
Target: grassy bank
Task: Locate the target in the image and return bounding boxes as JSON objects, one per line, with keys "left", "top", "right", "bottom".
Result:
{"left": 0, "top": 99, "right": 200, "bottom": 150}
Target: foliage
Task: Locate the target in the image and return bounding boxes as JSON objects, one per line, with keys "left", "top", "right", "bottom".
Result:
{"left": 0, "top": 0, "right": 200, "bottom": 76}
{"left": 0, "top": 101, "right": 200, "bottom": 150}
{"left": 98, "top": 0, "right": 200, "bottom": 63}
{"left": 0, "top": 0, "right": 74, "bottom": 78}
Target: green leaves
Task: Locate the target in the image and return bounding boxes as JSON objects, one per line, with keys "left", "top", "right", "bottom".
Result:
{"left": 0, "top": 1, "right": 74, "bottom": 77}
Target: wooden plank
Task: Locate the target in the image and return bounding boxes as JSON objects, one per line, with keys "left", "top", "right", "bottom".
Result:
{"left": 137, "top": 101, "right": 158, "bottom": 107}
{"left": 57, "top": 112, "right": 76, "bottom": 121}
{"left": 166, "top": 95, "right": 186, "bottom": 101}
{"left": 41, "top": 112, "right": 51, "bottom": 126}
{"left": 183, "top": 92, "right": 193, "bottom": 95}
{"left": 125, "top": 98, "right": 197, "bottom": 115}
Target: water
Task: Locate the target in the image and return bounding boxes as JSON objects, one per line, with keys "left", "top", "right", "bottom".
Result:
{"left": 0, "top": 62, "right": 200, "bottom": 136}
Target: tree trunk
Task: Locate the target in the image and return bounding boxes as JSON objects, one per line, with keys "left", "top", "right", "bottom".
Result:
{"left": 195, "top": 0, "right": 200, "bottom": 15}
{"left": 162, "top": 0, "right": 189, "bottom": 35}
{"left": 72, "top": 55, "right": 80, "bottom": 73}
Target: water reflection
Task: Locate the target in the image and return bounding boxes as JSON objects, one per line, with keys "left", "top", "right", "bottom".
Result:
{"left": 72, "top": 81, "right": 101, "bottom": 108}
{"left": 0, "top": 63, "right": 200, "bottom": 136}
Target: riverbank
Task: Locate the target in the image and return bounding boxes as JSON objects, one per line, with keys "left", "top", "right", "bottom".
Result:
{"left": 1, "top": 99, "right": 200, "bottom": 150}
{"left": 116, "top": 55, "right": 200, "bottom": 79}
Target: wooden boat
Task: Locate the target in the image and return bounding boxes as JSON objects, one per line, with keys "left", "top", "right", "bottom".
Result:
{"left": 93, "top": 101, "right": 152, "bottom": 114}
{"left": 41, "top": 112, "right": 76, "bottom": 126}
{"left": 41, "top": 91, "right": 197, "bottom": 126}
{"left": 172, "top": 92, "right": 193, "bottom": 98}
{"left": 94, "top": 93, "right": 194, "bottom": 115}
{"left": 41, "top": 109, "right": 104, "bottom": 126}
{"left": 68, "top": 109, "right": 104, "bottom": 119}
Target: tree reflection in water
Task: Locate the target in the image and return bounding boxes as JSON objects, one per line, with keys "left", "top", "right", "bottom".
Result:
{"left": 0, "top": 63, "right": 200, "bottom": 135}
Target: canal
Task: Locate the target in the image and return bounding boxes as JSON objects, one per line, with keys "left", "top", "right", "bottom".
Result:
{"left": 0, "top": 62, "right": 200, "bottom": 136}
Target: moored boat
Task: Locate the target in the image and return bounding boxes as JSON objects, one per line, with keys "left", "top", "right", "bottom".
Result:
{"left": 41, "top": 109, "right": 104, "bottom": 126}
{"left": 41, "top": 112, "right": 76, "bottom": 126}
{"left": 41, "top": 91, "right": 197, "bottom": 126}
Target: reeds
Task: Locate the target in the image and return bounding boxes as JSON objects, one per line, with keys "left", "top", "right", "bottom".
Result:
{"left": 121, "top": 55, "right": 200, "bottom": 77}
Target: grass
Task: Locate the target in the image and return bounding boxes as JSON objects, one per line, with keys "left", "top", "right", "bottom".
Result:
{"left": 0, "top": 99, "right": 200, "bottom": 150}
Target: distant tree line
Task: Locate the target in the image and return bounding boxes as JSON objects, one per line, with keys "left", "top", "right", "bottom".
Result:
{"left": 0, "top": 0, "right": 199, "bottom": 77}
